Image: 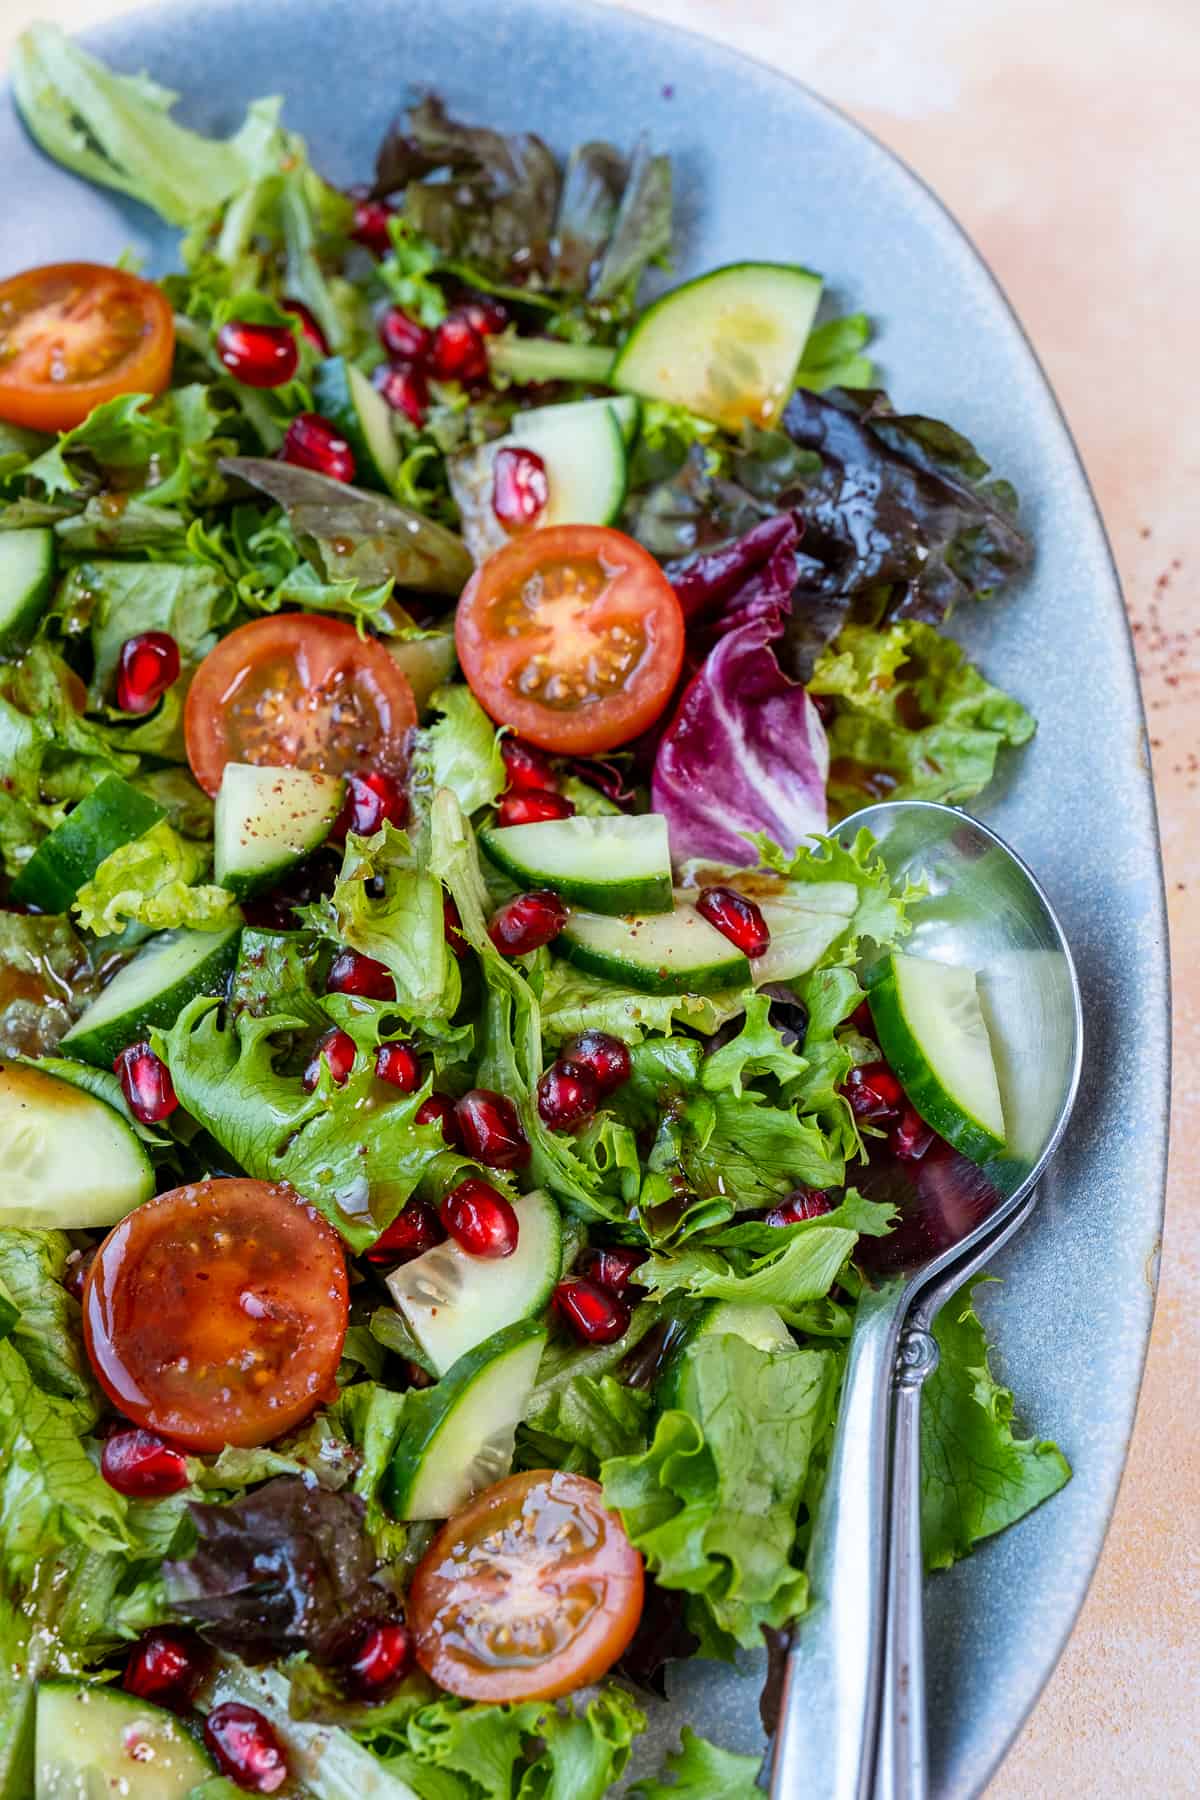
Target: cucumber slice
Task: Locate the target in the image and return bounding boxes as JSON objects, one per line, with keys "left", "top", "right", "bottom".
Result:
{"left": 659, "top": 1299, "right": 793, "bottom": 1408}
{"left": 386, "top": 631, "right": 457, "bottom": 713}
{"left": 556, "top": 903, "right": 750, "bottom": 995}
{"left": 386, "top": 1187, "right": 561, "bottom": 1374}
{"left": 0, "top": 1060, "right": 153, "bottom": 1229}
{"left": 36, "top": 1679, "right": 214, "bottom": 1799}
{"left": 480, "top": 813, "right": 673, "bottom": 915}
{"left": 61, "top": 923, "right": 241, "bottom": 1068}
{"left": 448, "top": 399, "right": 627, "bottom": 564}
{"left": 313, "top": 356, "right": 399, "bottom": 492}
{"left": 10, "top": 775, "right": 165, "bottom": 912}
{"left": 213, "top": 762, "right": 344, "bottom": 901}
{"left": 866, "top": 951, "right": 1006, "bottom": 1164}
{"left": 0, "top": 527, "right": 55, "bottom": 650}
{"left": 519, "top": 393, "right": 640, "bottom": 446}
{"left": 611, "top": 261, "right": 823, "bottom": 431}
{"left": 387, "top": 1320, "right": 546, "bottom": 1520}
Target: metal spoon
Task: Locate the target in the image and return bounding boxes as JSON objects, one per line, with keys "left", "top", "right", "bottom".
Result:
{"left": 766, "top": 800, "right": 1083, "bottom": 1800}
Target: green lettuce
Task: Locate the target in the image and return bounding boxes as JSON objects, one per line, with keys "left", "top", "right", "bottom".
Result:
{"left": 382, "top": 1687, "right": 646, "bottom": 1800}
{"left": 0, "top": 1230, "right": 96, "bottom": 1408}
{"left": 412, "top": 686, "right": 506, "bottom": 817}
{"left": 73, "top": 820, "right": 239, "bottom": 935}
{"left": 57, "top": 558, "right": 236, "bottom": 710}
{"left": 537, "top": 958, "right": 742, "bottom": 1045}
{"left": 747, "top": 827, "right": 921, "bottom": 967}
{"left": 793, "top": 311, "right": 876, "bottom": 393}
{"left": 632, "top": 1728, "right": 763, "bottom": 1800}
{"left": 521, "top": 1371, "right": 653, "bottom": 1473}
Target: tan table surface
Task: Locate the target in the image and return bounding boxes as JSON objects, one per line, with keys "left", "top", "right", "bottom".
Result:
{"left": 3, "top": 1, "right": 1197, "bottom": 1791}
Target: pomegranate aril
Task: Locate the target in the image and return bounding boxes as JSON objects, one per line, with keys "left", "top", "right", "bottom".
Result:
{"left": 501, "top": 736, "right": 557, "bottom": 793}
{"left": 64, "top": 1245, "right": 97, "bottom": 1303}
{"left": 696, "top": 884, "right": 771, "bottom": 959}
{"left": 282, "top": 296, "right": 329, "bottom": 354}
{"left": 204, "top": 1702, "right": 289, "bottom": 1795}
{"left": 455, "top": 1089, "right": 531, "bottom": 1170}
{"left": 488, "top": 889, "right": 568, "bottom": 956}
{"left": 101, "top": 1428, "right": 189, "bottom": 1499}
{"left": 496, "top": 789, "right": 574, "bottom": 827}
{"left": 216, "top": 320, "right": 299, "bottom": 389}
{"left": 809, "top": 690, "right": 837, "bottom": 726}
{"left": 347, "top": 1620, "right": 414, "bottom": 1695}
{"left": 765, "top": 1188, "right": 834, "bottom": 1227}
{"left": 492, "top": 445, "right": 548, "bottom": 531}
{"left": 350, "top": 192, "right": 395, "bottom": 256}
{"left": 443, "top": 894, "right": 469, "bottom": 960}
{"left": 537, "top": 1060, "right": 600, "bottom": 1131}
{"left": 281, "top": 412, "right": 355, "bottom": 483}
{"left": 849, "top": 998, "right": 875, "bottom": 1035}
{"left": 336, "top": 769, "right": 409, "bottom": 837}
{"left": 440, "top": 1176, "right": 519, "bottom": 1258}
{"left": 113, "top": 1042, "right": 177, "bottom": 1123}
{"left": 379, "top": 306, "right": 432, "bottom": 361}
{"left": 302, "top": 1027, "right": 356, "bottom": 1092}
{"left": 890, "top": 1104, "right": 936, "bottom": 1162}
{"left": 124, "top": 1629, "right": 211, "bottom": 1710}
{"left": 459, "top": 294, "right": 508, "bottom": 336}
{"left": 844, "top": 1061, "right": 904, "bottom": 1122}
{"left": 560, "top": 1029, "right": 631, "bottom": 1097}
{"left": 429, "top": 314, "right": 488, "bottom": 383}
{"left": 375, "top": 361, "right": 429, "bottom": 427}
{"left": 365, "top": 1195, "right": 444, "bottom": 1264}
{"left": 375, "top": 1040, "right": 422, "bottom": 1091}
{"left": 554, "top": 1276, "right": 630, "bottom": 1345}
{"left": 327, "top": 948, "right": 395, "bottom": 1000}
{"left": 415, "top": 1091, "right": 461, "bottom": 1144}
{"left": 577, "top": 1245, "right": 647, "bottom": 1295}
{"left": 116, "top": 631, "right": 180, "bottom": 715}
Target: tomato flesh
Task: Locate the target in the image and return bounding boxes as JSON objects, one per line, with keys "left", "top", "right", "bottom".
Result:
{"left": 0, "top": 263, "right": 175, "bottom": 432}
{"left": 408, "top": 1469, "right": 643, "bottom": 1701}
{"left": 184, "top": 613, "right": 418, "bottom": 796}
{"left": 82, "top": 1179, "right": 349, "bottom": 1452}
{"left": 455, "top": 525, "right": 685, "bottom": 754}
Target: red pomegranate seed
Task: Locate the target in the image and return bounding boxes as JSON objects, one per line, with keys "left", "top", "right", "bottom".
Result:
{"left": 849, "top": 998, "right": 875, "bottom": 1035}
{"left": 365, "top": 1196, "right": 444, "bottom": 1265}
{"left": 115, "top": 631, "right": 180, "bottom": 715}
{"left": 379, "top": 306, "right": 432, "bottom": 361}
{"left": 696, "top": 885, "right": 771, "bottom": 959}
{"left": 281, "top": 413, "right": 355, "bottom": 483}
{"left": 375, "top": 1040, "right": 422, "bottom": 1091}
{"left": 282, "top": 296, "right": 328, "bottom": 354}
{"left": 204, "top": 1702, "right": 289, "bottom": 1795}
{"left": 415, "top": 1092, "right": 461, "bottom": 1144}
{"left": 443, "top": 894, "right": 469, "bottom": 960}
{"left": 560, "top": 1029, "right": 631, "bottom": 1097}
{"left": 492, "top": 445, "right": 548, "bottom": 531}
{"left": 455, "top": 1089, "right": 531, "bottom": 1169}
{"left": 216, "top": 320, "right": 299, "bottom": 389}
{"left": 890, "top": 1104, "right": 936, "bottom": 1162}
{"left": 537, "top": 1060, "right": 600, "bottom": 1131}
{"left": 101, "top": 1428, "right": 189, "bottom": 1499}
{"left": 488, "top": 890, "right": 568, "bottom": 956}
{"left": 501, "top": 736, "right": 557, "bottom": 792}
{"left": 844, "top": 1062, "right": 904, "bottom": 1122}
{"left": 375, "top": 361, "right": 429, "bottom": 426}
{"left": 429, "top": 315, "right": 488, "bottom": 383}
{"left": 336, "top": 770, "right": 409, "bottom": 837}
{"left": 496, "top": 789, "right": 574, "bottom": 827}
{"left": 64, "top": 1245, "right": 97, "bottom": 1302}
{"left": 809, "top": 690, "right": 837, "bottom": 726}
{"left": 765, "top": 1188, "right": 834, "bottom": 1227}
{"left": 440, "top": 1176, "right": 519, "bottom": 1258}
{"left": 350, "top": 193, "right": 395, "bottom": 256}
{"left": 124, "top": 1629, "right": 211, "bottom": 1710}
{"left": 113, "top": 1042, "right": 177, "bottom": 1123}
{"left": 302, "top": 1027, "right": 356, "bottom": 1092}
{"left": 553, "top": 1277, "right": 630, "bottom": 1345}
{"left": 327, "top": 949, "right": 395, "bottom": 1000}
{"left": 347, "top": 1620, "right": 414, "bottom": 1695}
{"left": 577, "top": 1246, "right": 647, "bottom": 1295}
{"left": 459, "top": 295, "right": 508, "bottom": 337}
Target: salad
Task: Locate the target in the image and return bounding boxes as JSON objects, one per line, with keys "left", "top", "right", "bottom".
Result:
{"left": 0, "top": 24, "right": 1069, "bottom": 1800}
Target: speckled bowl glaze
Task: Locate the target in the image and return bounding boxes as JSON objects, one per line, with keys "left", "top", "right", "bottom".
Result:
{"left": 0, "top": 2, "right": 1170, "bottom": 1791}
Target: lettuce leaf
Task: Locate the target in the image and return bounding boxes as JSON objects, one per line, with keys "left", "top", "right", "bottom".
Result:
{"left": 73, "top": 819, "right": 239, "bottom": 935}
{"left": 793, "top": 312, "right": 876, "bottom": 393}
{"left": 58, "top": 558, "right": 236, "bottom": 710}
{"left": 521, "top": 1371, "right": 653, "bottom": 1473}
{"left": 537, "top": 958, "right": 742, "bottom": 1045}
{"left": 632, "top": 1729, "right": 763, "bottom": 1800}
{"left": 0, "top": 1230, "right": 96, "bottom": 1410}
{"left": 411, "top": 686, "right": 506, "bottom": 818}
{"left": 748, "top": 827, "right": 921, "bottom": 966}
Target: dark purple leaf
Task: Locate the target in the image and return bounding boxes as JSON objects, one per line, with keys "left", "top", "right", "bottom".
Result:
{"left": 616, "top": 1575, "right": 699, "bottom": 1695}
{"left": 759, "top": 1621, "right": 796, "bottom": 1735}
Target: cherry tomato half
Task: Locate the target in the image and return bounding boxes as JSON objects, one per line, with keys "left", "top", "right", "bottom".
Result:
{"left": 408, "top": 1469, "right": 644, "bottom": 1701}
{"left": 0, "top": 262, "right": 175, "bottom": 432}
{"left": 82, "top": 1179, "right": 349, "bottom": 1452}
{"left": 183, "top": 613, "right": 418, "bottom": 797}
{"left": 455, "top": 524, "right": 685, "bottom": 754}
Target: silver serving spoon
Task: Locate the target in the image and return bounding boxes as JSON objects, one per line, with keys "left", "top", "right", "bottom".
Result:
{"left": 766, "top": 800, "right": 1082, "bottom": 1800}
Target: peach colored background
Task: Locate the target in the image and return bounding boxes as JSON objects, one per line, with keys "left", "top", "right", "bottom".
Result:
{"left": 3, "top": 1, "right": 1197, "bottom": 1791}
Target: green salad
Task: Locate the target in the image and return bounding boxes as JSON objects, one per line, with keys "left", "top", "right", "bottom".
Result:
{"left": 0, "top": 24, "right": 1066, "bottom": 1799}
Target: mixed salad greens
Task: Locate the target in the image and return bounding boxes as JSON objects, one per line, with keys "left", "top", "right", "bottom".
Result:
{"left": 0, "top": 25, "right": 1067, "bottom": 1799}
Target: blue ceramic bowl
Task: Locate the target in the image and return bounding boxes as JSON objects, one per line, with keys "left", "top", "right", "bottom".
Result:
{"left": 0, "top": 3, "right": 1170, "bottom": 1792}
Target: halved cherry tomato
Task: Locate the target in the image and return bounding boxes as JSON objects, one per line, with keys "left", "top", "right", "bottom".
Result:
{"left": 183, "top": 613, "right": 418, "bottom": 797}
{"left": 455, "top": 524, "right": 685, "bottom": 754}
{"left": 0, "top": 262, "right": 175, "bottom": 432}
{"left": 82, "top": 1178, "right": 349, "bottom": 1452}
{"left": 408, "top": 1468, "right": 643, "bottom": 1701}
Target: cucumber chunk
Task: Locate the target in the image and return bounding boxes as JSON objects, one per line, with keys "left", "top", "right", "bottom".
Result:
{"left": 519, "top": 392, "right": 640, "bottom": 445}
{"left": 659, "top": 1299, "right": 794, "bottom": 1408}
{"left": 214, "top": 762, "right": 344, "bottom": 901}
{"left": 386, "top": 1188, "right": 561, "bottom": 1374}
{"left": 387, "top": 1320, "right": 546, "bottom": 1520}
{"left": 0, "top": 1060, "right": 154, "bottom": 1229}
{"left": 61, "top": 923, "right": 241, "bottom": 1068}
{"left": 866, "top": 951, "right": 1006, "bottom": 1164}
{"left": 480, "top": 813, "right": 673, "bottom": 915}
{"left": 611, "top": 261, "right": 823, "bottom": 431}
{"left": 0, "top": 527, "right": 55, "bottom": 650}
{"left": 11, "top": 775, "right": 166, "bottom": 912}
{"left": 556, "top": 903, "right": 750, "bottom": 995}
{"left": 448, "top": 399, "right": 627, "bottom": 564}
{"left": 313, "top": 355, "right": 400, "bottom": 491}
{"left": 35, "top": 1679, "right": 214, "bottom": 1799}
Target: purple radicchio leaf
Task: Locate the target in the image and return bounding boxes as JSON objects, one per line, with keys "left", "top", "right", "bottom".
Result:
{"left": 651, "top": 515, "right": 830, "bottom": 867}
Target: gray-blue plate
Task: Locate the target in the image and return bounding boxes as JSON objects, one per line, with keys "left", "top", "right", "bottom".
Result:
{"left": 0, "top": 2, "right": 1170, "bottom": 1792}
